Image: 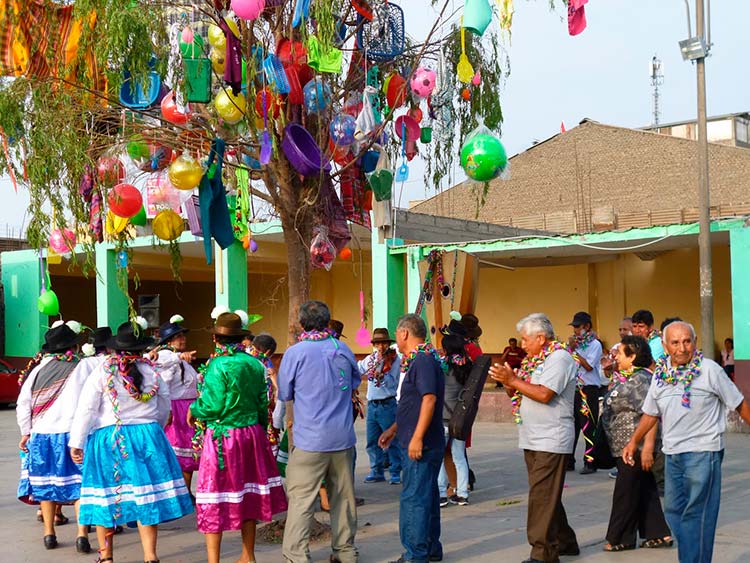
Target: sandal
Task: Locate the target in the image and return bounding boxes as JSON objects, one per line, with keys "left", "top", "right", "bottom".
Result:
{"left": 603, "top": 543, "right": 635, "bottom": 552}
{"left": 641, "top": 537, "right": 674, "bottom": 549}
{"left": 54, "top": 513, "right": 69, "bottom": 525}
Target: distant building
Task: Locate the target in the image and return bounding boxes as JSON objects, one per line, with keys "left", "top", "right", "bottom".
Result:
{"left": 643, "top": 111, "right": 750, "bottom": 149}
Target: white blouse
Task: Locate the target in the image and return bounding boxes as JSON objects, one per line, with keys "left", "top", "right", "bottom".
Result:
{"left": 68, "top": 361, "right": 171, "bottom": 450}
{"left": 16, "top": 356, "right": 99, "bottom": 436}
{"left": 153, "top": 349, "right": 199, "bottom": 401}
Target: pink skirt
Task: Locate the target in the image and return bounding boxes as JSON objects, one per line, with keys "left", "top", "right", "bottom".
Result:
{"left": 196, "top": 424, "right": 287, "bottom": 533}
{"left": 164, "top": 398, "right": 200, "bottom": 472}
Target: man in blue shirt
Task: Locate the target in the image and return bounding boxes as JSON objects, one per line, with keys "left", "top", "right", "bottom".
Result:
{"left": 358, "top": 328, "right": 402, "bottom": 485}
{"left": 278, "top": 301, "right": 361, "bottom": 563}
{"left": 379, "top": 314, "right": 445, "bottom": 563}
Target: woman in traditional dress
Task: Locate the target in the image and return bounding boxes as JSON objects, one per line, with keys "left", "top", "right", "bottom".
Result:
{"left": 69, "top": 319, "right": 193, "bottom": 563}
{"left": 17, "top": 320, "right": 93, "bottom": 552}
{"left": 151, "top": 315, "right": 200, "bottom": 497}
{"left": 601, "top": 335, "right": 672, "bottom": 552}
{"left": 188, "top": 312, "right": 287, "bottom": 563}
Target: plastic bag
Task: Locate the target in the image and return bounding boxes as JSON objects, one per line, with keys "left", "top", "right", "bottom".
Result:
{"left": 310, "top": 226, "right": 336, "bottom": 271}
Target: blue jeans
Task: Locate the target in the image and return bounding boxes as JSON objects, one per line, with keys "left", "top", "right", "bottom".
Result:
{"left": 399, "top": 446, "right": 443, "bottom": 562}
{"left": 437, "top": 430, "right": 469, "bottom": 498}
{"left": 365, "top": 398, "right": 401, "bottom": 476}
{"left": 664, "top": 450, "right": 724, "bottom": 563}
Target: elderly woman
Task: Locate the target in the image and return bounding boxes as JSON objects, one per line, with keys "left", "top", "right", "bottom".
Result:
{"left": 188, "top": 313, "right": 287, "bottom": 563}
{"left": 601, "top": 335, "right": 671, "bottom": 552}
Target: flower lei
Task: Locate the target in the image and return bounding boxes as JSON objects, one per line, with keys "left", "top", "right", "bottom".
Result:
{"left": 248, "top": 347, "right": 273, "bottom": 369}
{"left": 297, "top": 329, "right": 332, "bottom": 342}
{"left": 400, "top": 343, "right": 448, "bottom": 375}
{"left": 613, "top": 366, "right": 644, "bottom": 384}
{"left": 567, "top": 331, "right": 597, "bottom": 355}
{"left": 17, "top": 350, "right": 78, "bottom": 386}
{"left": 104, "top": 353, "right": 157, "bottom": 521}
{"left": 364, "top": 349, "right": 397, "bottom": 387}
{"left": 192, "top": 342, "right": 246, "bottom": 464}
{"left": 248, "top": 347, "right": 279, "bottom": 450}
{"left": 653, "top": 351, "right": 703, "bottom": 408}
{"left": 512, "top": 341, "right": 566, "bottom": 424}
{"left": 447, "top": 353, "right": 468, "bottom": 366}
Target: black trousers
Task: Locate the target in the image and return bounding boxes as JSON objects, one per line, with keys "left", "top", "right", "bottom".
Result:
{"left": 572, "top": 385, "right": 605, "bottom": 466}
{"left": 606, "top": 454, "right": 671, "bottom": 546}
{"left": 524, "top": 450, "right": 579, "bottom": 562}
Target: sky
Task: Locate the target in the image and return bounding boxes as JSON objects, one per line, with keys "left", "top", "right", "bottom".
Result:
{"left": 2, "top": 0, "right": 748, "bottom": 232}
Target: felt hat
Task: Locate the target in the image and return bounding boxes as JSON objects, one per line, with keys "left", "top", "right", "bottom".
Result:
{"left": 210, "top": 312, "right": 251, "bottom": 337}
{"left": 41, "top": 324, "right": 81, "bottom": 353}
{"left": 370, "top": 328, "right": 395, "bottom": 344}
{"left": 460, "top": 313, "right": 483, "bottom": 339}
{"left": 440, "top": 319, "right": 468, "bottom": 338}
{"left": 328, "top": 319, "right": 346, "bottom": 339}
{"left": 569, "top": 311, "right": 593, "bottom": 327}
{"left": 157, "top": 321, "right": 189, "bottom": 346}
{"left": 107, "top": 321, "right": 154, "bottom": 352}
{"left": 92, "top": 327, "right": 113, "bottom": 349}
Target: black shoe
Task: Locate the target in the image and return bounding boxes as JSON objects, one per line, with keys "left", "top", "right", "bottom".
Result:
{"left": 439, "top": 496, "right": 449, "bottom": 508}
{"left": 579, "top": 465, "right": 597, "bottom": 475}
{"left": 429, "top": 555, "right": 443, "bottom": 561}
{"left": 559, "top": 545, "right": 581, "bottom": 556}
{"left": 43, "top": 535, "right": 58, "bottom": 550}
{"left": 76, "top": 536, "right": 92, "bottom": 554}
{"left": 449, "top": 494, "right": 469, "bottom": 506}
{"left": 521, "top": 559, "right": 544, "bottom": 563}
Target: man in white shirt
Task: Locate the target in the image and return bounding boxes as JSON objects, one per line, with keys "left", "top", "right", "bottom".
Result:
{"left": 490, "top": 313, "right": 579, "bottom": 563}
{"left": 567, "top": 311, "right": 605, "bottom": 474}
{"left": 623, "top": 321, "right": 750, "bottom": 563}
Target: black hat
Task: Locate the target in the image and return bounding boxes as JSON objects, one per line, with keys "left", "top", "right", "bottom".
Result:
{"left": 371, "top": 328, "right": 395, "bottom": 344}
{"left": 157, "top": 321, "right": 189, "bottom": 346}
{"left": 42, "top": 324, "right": 81, "bottom": 353}
{"left": 210, "top": 312, "right": 251, "bottom": 337}
{"left": 328, "top": 319, "right": 346, "bottom": 339}
{"left": 440, "top": 319, "right": 468, "bottom": 338}
{"left": 107, "top": 321, "right": 155, "bottom": 352}
{"left": 569, "top": 311, "right": 593, "bottom": 327}
{"left": 92, "top": 327, "right": 113, "bottom": 349}
{"left": 460, "top": 313, "right": 482, "bottom": 339}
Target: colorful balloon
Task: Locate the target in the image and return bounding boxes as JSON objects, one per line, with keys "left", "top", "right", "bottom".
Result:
{"left": 130, "top": 206, "right": 148, "bottom": 226}
{"left": 152, "top": 209, "right": 185, "bottom": 241}
{"left": 232, "top": 0, "right": 265, "bottom": 20}
{"left": 108, "top": 183, "right": 143, "bottom": 218}
{"left": 303, "top": 78, "right": 331, "bottom": 114}
{"left": 208, "top": 24, "right": 226, "bottom": 50}
{"left": 329, "top": 114, "right": 357, "bottom": 147}
{"left": 106, "top": 211, "right": 130, "bottom": 235}
{"left": 410, "top": 67, "right": 437, "bottom": 98}
{"left": 161, "top": 91, "right": 190, "bottom": 125}
{"left": 96, "top": 157, "right": 125, "bottom": 187}
{"left": 168, "top": 154, "right": 204, "bottom": 191}
{"left": 215, "top": 88, "right": 247, "bottom": 124}
{"left": 38, "top": 289, "right": 60, "bottom": 316}
{"left": 49, "top": 228, "right": 76, "bottom": 254}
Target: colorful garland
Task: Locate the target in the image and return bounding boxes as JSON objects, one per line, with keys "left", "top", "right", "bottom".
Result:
{"left": 447, "top": 353, "right": 468, "bottom": 366}
{"left": 400, "top": 343, "right": 448, "bottom": 376}
{"left": 297, "top": 329, "right": 332, "bottom": 342}
{"left": 512, "top": 340, "right": 566, "bottom": 424}
{"left": 103, "top": 353, "right": 157, "bottom": 521}
{"left": 613, "top": 366, "right": 644, "bottom": 384}
{"left": 363, "top": 349, "right": 397, "bottom": 387}
{"left": 17, "top": 350, "right": 78, "bottom": 386}
{"left": 247, "top": 347, "right": 279, "bottom": 452}
{"left": 567, "top": 331, "right": 597, "bottom": 354}
{"left": 653, "top": 351, "right": 703, "bottom": 408}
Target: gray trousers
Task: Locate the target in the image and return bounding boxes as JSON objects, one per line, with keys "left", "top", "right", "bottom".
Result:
{"left": 282, "top": 446, "right": 358, "bottom": 563}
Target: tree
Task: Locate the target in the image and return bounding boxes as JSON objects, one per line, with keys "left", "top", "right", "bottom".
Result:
{"left": 0, "top": 0, "right": 508, "bottom": 344}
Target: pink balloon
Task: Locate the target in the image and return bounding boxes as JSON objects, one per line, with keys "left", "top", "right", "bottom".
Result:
{"left": 181, "top": 26, "right": 194, "bottom": 43}
{"left": 49, "top": 228, "right": 76, "bottom": 254}
{"left": 232, "top": 0, "right": 265, "bottom": 20}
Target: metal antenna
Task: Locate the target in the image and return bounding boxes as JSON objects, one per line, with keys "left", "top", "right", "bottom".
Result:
{"left": 649, "top": 55, "right": 664, "bottom": 126}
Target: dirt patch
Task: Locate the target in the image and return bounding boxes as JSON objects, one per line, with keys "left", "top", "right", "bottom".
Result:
{"left": 257, "top": 517, "right": 332, "bottom": 544}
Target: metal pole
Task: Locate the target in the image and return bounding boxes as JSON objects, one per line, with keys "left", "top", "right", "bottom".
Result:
{"left": 695, "top": 0, "right": 714, "bottom": 358}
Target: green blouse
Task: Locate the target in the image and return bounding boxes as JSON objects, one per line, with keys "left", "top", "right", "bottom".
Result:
{"left": 191, "top": 352, "right": 269, "bottom": 439}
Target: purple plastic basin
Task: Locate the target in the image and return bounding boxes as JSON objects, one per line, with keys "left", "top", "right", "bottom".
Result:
{"left": 282, "top": 123, "right": 331, "bottom": 176}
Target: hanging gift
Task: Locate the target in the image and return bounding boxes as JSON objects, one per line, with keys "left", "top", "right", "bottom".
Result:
{"left": 152, "top": 209, "right": 185, "bottom": 241}
{"left": 460, "top": 117, "right": 508, "bottom": 181}
{"left": 306, "top": 35, "right": 343, "bottom": 74}
{"left": 368, "top": 150, "right": 394, "bottom": 202}
{"left": 183, "top": 58, "right": 212, "bottom": 103}
{"left": 357, "top": 3, "right": 405, "bottom": 61}
{"left": 310, "top": 226, "right": 336, "bottom": 271}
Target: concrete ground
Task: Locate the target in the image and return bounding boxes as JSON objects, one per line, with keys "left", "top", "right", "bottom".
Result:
{"left": 2, "top": 407, "right": 750, "bottom": 562}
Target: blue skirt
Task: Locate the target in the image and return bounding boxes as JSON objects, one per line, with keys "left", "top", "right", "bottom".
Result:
{"left": 78, "top": 422, "right": 194, "bottom": 527}
{"left": 18, "top": 432, "right": 82, "bottom": 505}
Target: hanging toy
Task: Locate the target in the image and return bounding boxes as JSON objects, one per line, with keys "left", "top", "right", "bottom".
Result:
{"left": 461, "top": 88, "right": 471, "bottom": 101}
{"left": 456, "top": 23, "right": 474, "bottom": 83}
{"left": 460, "top": 117, "right": 508, "bottom": 182}
{"left": 49, "top": 228, "right": 76, "bottom": 254}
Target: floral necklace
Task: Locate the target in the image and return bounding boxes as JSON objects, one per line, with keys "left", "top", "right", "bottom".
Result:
{"left": 568, "top": 331, "right": 596, "bottom": 353}
{"left": 613, "top": 366, "right": 643, "bottom": 384}
{"left": 104, "top": 352, "right": 157, "bottom": 521}
{"left": 364, "top": 349, "right": 397, "bottom": 387}
{"left": 653, "top": 351, "right": 703, "bottom": 408}
{"left": 197, "top": 342, "right": 245, "bottom": 390}
{"left": 248, "top": 347, "right": 274, "bottom": 369}
{"left": 647, "top": 329, "right": 660, "bottom": 342}
{"left": 298, "top": 329, "right": 332, "bottom": 342}
{"left": 18, "top": 350, "right": 78, "bottom": 386}
{"left": 512, "top": 341, "right": 566, "bottom": 424}
{"left": 400, "top": 343, "right": 448, "bottom": 375}
{"left": 447, "top": 353, "right": 468, "bottom": 366}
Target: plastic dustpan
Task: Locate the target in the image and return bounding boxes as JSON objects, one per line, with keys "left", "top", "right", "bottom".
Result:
{"left": 263, "top": 54, "right": 291, "bottom": 94}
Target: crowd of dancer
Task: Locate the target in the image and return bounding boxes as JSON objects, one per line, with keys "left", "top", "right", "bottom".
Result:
{"left": 15, "top": 300, "right": 750, "bottom": 563}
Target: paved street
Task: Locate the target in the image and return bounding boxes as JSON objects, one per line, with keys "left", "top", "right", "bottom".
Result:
{"left": 2, "top": 407, "right": 750, "bottom": 562}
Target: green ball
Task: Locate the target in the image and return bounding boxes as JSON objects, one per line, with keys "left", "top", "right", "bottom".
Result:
{"left": 126, "top": 137, "right": 149, "bottom": 160}
{"left": 460, "top": 134, "right": 507, "bottom": 182}
{"left": 131, "top": 206, "right": 148, "bottom": 226}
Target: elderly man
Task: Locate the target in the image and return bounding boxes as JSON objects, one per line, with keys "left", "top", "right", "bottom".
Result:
{"left": 567, "top": 311, "right": 605, "bottom": 474}
{"left": 631, "top": 309, "right": 665, "bottom": 362}
{"left": 379, "top": 314, "right": 445, "bottom": 563}
{"left": 623, "top": 321, "right": 750, "bottom": 563}
{"left": 490, "top": 313, "right": 579, "bottom": 563}
{"left": 359, "top": 328, "right": 402, "bottom": 485}
{"left": 278, "top": 301, "right": 361, "bottom": 563}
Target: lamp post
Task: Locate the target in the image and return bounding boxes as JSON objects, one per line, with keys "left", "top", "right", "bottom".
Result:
{"left": 679, "top": 0, "right": 714, "bottom": 359}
